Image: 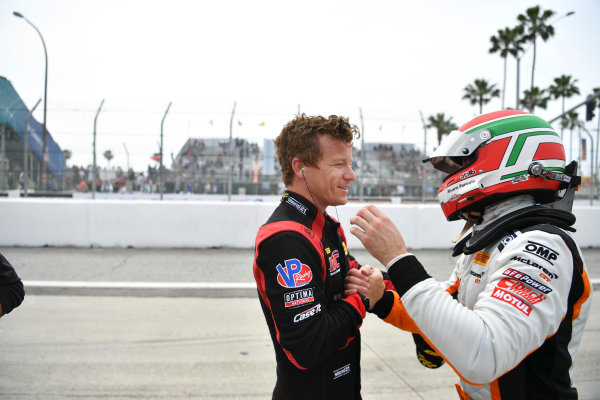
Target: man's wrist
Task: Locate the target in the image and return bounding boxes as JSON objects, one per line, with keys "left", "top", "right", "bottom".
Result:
{"left": 385, "top": 253, "right": 414, "bottom": 269}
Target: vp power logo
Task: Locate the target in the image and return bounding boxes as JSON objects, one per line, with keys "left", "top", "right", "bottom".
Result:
{"left": 523, "top": 240, "right": 559, "bottom": 265}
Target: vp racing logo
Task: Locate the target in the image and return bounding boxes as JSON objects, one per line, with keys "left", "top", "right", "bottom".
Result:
{"left": 276, "top": 259, "right": 313, "bottom": 288}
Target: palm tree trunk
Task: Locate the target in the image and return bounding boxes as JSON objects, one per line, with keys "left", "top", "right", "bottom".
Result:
{"left": 502, "top": 57, "right": 507, "bottom": 109}
{"left": 530, "top": 38, "right": 537, "bottom": 112}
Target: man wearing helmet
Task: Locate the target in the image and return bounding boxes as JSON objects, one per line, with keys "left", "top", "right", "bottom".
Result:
{"left": 346, "top": 110, "right": 592, "bottom": 399}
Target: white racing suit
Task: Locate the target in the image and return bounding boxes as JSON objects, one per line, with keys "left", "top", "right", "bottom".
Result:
{"left": 372, "top": 198, "right": 593, "bottom": 399}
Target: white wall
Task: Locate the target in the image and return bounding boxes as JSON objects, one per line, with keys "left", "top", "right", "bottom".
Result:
{"left": 0, "top": 198, "right": 598, "bottom": 249}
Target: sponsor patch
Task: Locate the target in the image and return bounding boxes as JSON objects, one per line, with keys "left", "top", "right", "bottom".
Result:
{"left": 328, "top": 250, "right": 341, "bottom": 276}
{"left": 293, "top": 303, "right": 322, "bottom": 323}
{"left": 491, "top": 288, "right": 532, "bottom": 316}
{"left": 473, "top": 251, "right": 491, "bottom": 266}
{"left": 523, "top": 240, "right": 559, "bottom": 265}
{"left": 511, "top": 256, "right": 558, "bottom": 280}
{"left": 498, "top": 278, "right": 546, "bottom": 305}
{"left": 497, "top": 234, "right": 516, "bottom": 252}
{"left": 276, "top": 259, "right": 313, "bottom": 288}
{"left": 502, "top": 268, "right": 553, "bottom": 294}
{"left": 284, "top": 287, "right": 315, "bottom": 308}
{"left": 286, "top": 196, "right": 308, "bottom": 215}
{"left": 333, "top": 364, "right": 351, "bottom": 380}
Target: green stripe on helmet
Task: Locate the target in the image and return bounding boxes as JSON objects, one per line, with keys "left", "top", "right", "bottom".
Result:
{"left": 506, "top": 131, "right": 560, "bottom": 167}
{"left": 465, "top": 115, "right": 554, "bottom": 137}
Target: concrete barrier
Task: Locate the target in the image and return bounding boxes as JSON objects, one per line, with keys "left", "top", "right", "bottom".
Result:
{"left": 0, "top": 198, "right": 598, "bottom": 249}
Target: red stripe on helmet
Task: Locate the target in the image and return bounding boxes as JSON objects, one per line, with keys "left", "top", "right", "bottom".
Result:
{"left": 533, "top": 142, "right": 566, "bottom": 161}
{"left": 458, "top": 110, "right": 528, "bottom": 132}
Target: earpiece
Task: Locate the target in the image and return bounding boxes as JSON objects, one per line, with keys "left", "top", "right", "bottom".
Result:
{"left": 301, "top": 167, "right": 305, "bottom": 173}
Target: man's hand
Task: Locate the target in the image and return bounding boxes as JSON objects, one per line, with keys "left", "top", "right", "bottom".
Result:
{"left": 350, "top": 205, "right": 409, "bottom": 266}
{"left": 344, "top": 265, "right": 372, "bottom": 297}
{"left": 344, "top": 266, "right": 385, "bottom": 310}
{"left": 365, "top": 268, "right": 385, "bottom": 309}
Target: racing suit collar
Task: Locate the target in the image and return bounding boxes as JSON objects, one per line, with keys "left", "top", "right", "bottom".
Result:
{"left": 474, "top": 195, "right": 536, "bottom": 234}
{"left": 281, "top": 190, "right": 321, "bottom": 220}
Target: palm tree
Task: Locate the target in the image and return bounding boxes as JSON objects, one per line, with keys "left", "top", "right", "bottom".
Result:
{"left": 561, "top": 112, "right": 585, "bottom": 164}
{"left": 520, "top": 87, "right": 550, "bottom": 112}
{"left": 427, "top": 113, "right": 458, "bottom": 145}
{"left": 489, "top": 26, "right": 524, "bottom": 109}
{"left": 548, "top": 75, "right": 580, "bottom": 139}
{"left": 462, "top": 79, "right": 501, "bottom": 114}
{"left": 103, "top": 150, "right": 114, "bottom": 168}
{"left": 517, "top": 6, "right": 556, "bottom": 107}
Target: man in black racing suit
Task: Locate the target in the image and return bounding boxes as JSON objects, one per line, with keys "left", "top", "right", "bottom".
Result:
{"left": 253, "top": 114, "right": 385, "bottom": 399}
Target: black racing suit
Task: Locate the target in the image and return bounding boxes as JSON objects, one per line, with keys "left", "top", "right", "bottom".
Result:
{"left": 0, "top": 252, "right": 25, "bottom": 317}
{"left": 253, "top": 191, "right": 366, "bottom": 399}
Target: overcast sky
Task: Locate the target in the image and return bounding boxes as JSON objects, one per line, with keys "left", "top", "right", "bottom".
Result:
{"left": 1, "top": 0, "right": 598, "bottom": 173}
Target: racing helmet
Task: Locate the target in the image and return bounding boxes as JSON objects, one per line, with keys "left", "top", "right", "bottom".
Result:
{"left": 424, "top": 110, "right": 567, "bottom": 221}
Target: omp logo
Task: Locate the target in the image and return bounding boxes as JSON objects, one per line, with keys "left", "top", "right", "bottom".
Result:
{"left": 333, "top": 363, "right": 351, "bottom": 379}
{"left": 503, "top": 268, "right": 553, "bottom": 294}
{"left": 284, "top": 287, "right": 314, "bottom": 308}
{"left": 293, "top": 303, "right": 322, "bottom": 323}
{"left": 491, "top": 288, "right": 532, "bottom": 316}
{"left": 524, "top": 241, "right": 559, "bottom": 265}
{"left": 276, "top": 259, "right": 313, "bottom": 288}
{"left": 511, "top": 256, "right": 558, "bottom": 280}
{"left": 329, "top": 250, "right": 341, "bottom": 276}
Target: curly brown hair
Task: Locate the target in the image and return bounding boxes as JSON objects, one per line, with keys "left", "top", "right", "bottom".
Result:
{"left": 274, "top": 114, "right": 360, "bottom": 186}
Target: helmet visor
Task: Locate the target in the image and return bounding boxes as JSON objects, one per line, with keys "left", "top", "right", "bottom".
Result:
{"left": 425, "top": 129, "right": 491, "bottom": 160}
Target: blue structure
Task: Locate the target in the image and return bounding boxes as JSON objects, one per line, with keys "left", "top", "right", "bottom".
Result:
{"left": 0, "top": 75, "right": 65, "bottom": 181}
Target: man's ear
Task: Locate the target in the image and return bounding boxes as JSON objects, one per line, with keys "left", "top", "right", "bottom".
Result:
{"left": 291, "top": 157, "right": 304, "bottom": 178}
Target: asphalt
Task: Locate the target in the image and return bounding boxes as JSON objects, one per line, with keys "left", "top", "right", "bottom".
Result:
{"left": 0, "top": 246, "right": 599, "bottom": 399}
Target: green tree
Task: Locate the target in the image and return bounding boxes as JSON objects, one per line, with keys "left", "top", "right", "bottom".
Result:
{"left": 520, "top": 86, "right": 550, "bottom": 112}
{"left": 489, "top": 26, "right": 525, "bottom": 109}
{"left": 561, "top": 111, "right": 585, "bottom": 162}
{"left": 427, "top": 113, "right": 458, "bottom": 145}
{"left": 517, "top": 6, "right": 556, "bottom": 107}
{"left": 63, "top": 149, "right": 72, "bottom": 162}
{"left": 103, "top": 150, "right": 114, "bottom": 168}
{"left": 548, "top": 75, "right": 580, "bottom": 138}
{"left": 462, "top": 79, "right": 501, "bottom": 114}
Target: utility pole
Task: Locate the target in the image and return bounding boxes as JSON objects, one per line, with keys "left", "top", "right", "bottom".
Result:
{"left": 159, "top": 102, "right": 172, "bottom": 200}
{"left": 228, "top": 101, "right": 237, "bottom": 201}
{"left": 23, "top": 98, "right": 42, "bottom": 197}
{"left": 92, "top": 99, "right": 104, "bottom": 199}
{"left": 359, "top": 107, "right": 365, "bottom": 201}
{"left": 419, "top": 110, "right": 428, "bottom": 203}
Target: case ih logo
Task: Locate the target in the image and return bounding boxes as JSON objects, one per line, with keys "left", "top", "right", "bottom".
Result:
{"left": 524, "top": 241, "right": 559, "bottom": 265}
{"left": 329, "top": 250, "right": 341, "bottom": 275}
{"left": 276, "top": 259, "right": 313, "bottom": 288}
{"left": 293, "top": 303, "right": 322, "bottom": 323}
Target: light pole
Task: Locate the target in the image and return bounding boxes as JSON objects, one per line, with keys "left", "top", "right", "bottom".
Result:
{"left": 23, "top": 98, "right": 42, "bottom": 197}
{"left": 13, "top": 11, "right": 49, "bottom": 190}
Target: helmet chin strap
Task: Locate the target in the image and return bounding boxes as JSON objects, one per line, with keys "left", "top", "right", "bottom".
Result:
{"left": 452, "top": 211, "right": 482, "bottom": 243}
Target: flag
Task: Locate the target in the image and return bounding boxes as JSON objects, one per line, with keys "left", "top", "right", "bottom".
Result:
{"left": 582, "top": 138, "right": 587, "bottom": 161}
{"left": 151, "top": 154, "right": 161, "bottom": 162}
{"left": 259, "top": 122, "right": 265, "bottom": 127}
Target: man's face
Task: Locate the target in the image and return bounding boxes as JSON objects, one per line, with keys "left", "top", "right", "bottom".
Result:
{"left": 304, "top": 134, "right": 356, "bottom": 210}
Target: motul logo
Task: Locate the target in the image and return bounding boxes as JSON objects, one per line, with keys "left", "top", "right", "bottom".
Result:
{"left": 491, "top": 288, "right": 532, "bottom": 316}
